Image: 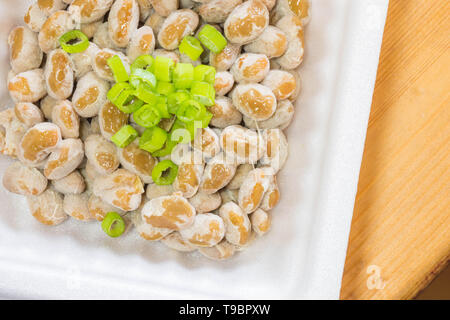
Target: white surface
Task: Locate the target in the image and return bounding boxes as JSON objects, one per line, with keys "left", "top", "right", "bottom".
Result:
{"left": 0, "top": 0, "right": 388, "bottom": 299}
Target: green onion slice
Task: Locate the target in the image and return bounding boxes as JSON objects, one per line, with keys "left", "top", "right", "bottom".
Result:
{"left": 112, "top": 90, "right": 144, "bottom": 113}
{"left": 111, "top": 125, "right": 138, "bottom": 148}
{"left": 151, "top": 139, "right": 178, "bottom": 157}
{"left": 107, "top": 83, "right": 132, "bottom": 102}
{"left": 176, "top": 110, "right": 211, "bottom": 141}
{"left": 59, "top": 30, "right": 89, "bottom": 54}
{"left": 179, "top": 36, "right": 204, "bottom": 61}
{"left": 152, "top": 119, "right": 186, "bottom": 157}
{"left": 151, "top": 160, "right": 179, "bottom": 185}
{"left": 170, "top": 128, "right": 192, "bottom": 145}
{"left": 167, "top": 90, "right": 191, "bottom": 114}
{"left": 176, "top": 99, "right": 206, "bottom": 123}
{"left": 134, "top": 82, "right": 159, "bottom": 104}
{"left": 191, "top": 81, "right": 215, "bottom": 106}
{"left": 131, "top": 54, "right": 154, "bottom": 72}
{"left": 101, "top": 212, "right": 126, "bottom": 238}
{"left": 173, "top": 63, "right": 194, "bottom": 89}
{"left": 130, "top": 68, "right": 157, "bottom": 89}
{"left": 198, "top": 24, "right": 227, "bottom": 54}
{"left": 185, "top": 120, "right": 204, "bottom": 141}
{"left": 194, "top": 65, "right": 216, "bottom": 84}
{"left": 139, "top": 126, "right": 168, "bottom": 153}
{"left": 156, "top": 81, "right": 175, "bottom": 96}
{"left": 154, "top": 56, "right": 175, "bottom": 82}
{"left": 170, "top": 119, "right": 190, "bottom": 141}
{"left": 107, "top": 55, "right": 129, "bottom": 83}
{"left": 199, "top": 110, "right": 213, "bottom": 128}
{"left": 155, "top": 96, "right": 171, "bottom": 118}
{"left": 133, "top": 104, "right": 161, "bottom": 128}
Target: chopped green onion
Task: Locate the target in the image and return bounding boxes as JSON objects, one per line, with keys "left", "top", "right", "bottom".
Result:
{"left": 199, "top": 110, "right": 213, "bottom": 128}
{"left": 179, "top": 36, "right": 204, "bottom": 61}
{"left": 191, "top": 81, "right": 215, "bottom": 106}
{"left": 111, "top": 125, "right": 138, "bottom": 148}
{"left": 176, "top": 99, "right": 206, "bottom": 123}
{"left": 134, "top": 82, "right": 159, "bottom": 104}
{"left": 130, "top": 68, "right": 157, "bottom": 89}
{"left": 152, "top": 139, "right": 177, "bottom": 157}
{"left": 152, "top": 160, "right": 178, "bottom": 185}
{"left": 152, "top": 119, "right": 186, "bottom": 157}
{"left": 133, "top": 104, "right": 161, "bottom": 128}
{"left": 194, "top": 65, "right": 216, "bottom": 84}
{"left": 198, "top": 24, "right": 227, "bottom": 53}
{"left": 59, "top": 30, "right": 89, "bottom": 53}
{"left": 185, "top": 119, "right": 204, "bottom": 141}
{"left": 107, "top": 55, "right": 129, "bottom": 83}
{"left": 167, "top": 90, "right": 191, "bottom": 114}
{"left": 170, "top": 128, "right": 192, "bottom": 144}
{"left": 177, "top": 105, "right": 211, "bottom": 140}
{"left": 156, "top": 81, "right": 175, "bottom": 96}
{"left": 155, "top": 96, "right": 171, "bottom": 118}
{"left": 101, "top": 212, "right": 125, "bottom": 238}
{"left": 139, "top": 126, "right": 168, "bottom": 153}
{"left": 173, "top": 63, "right": 194, "bottom": 89}
{"left": 112, "top": 90, "right": 144, "bottom": 113}
{"left": 131, "top": 54, "right": 154, "bottom": 72}
{"left": 170, "top": 119, "right": 190, "bottom": 141}
{"left": 154, "top": 56, "right": 175, "bottom": 82}
{"left": 107, "top": 82, "right": 132, "bottom": 102}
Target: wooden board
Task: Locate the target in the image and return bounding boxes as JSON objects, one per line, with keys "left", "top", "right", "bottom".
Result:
{"left": 340, "top": 0, "right": 450, "bottom": 300}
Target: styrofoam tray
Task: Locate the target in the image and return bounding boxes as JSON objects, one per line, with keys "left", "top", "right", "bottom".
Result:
{"left": 0, "top": 0, "right": 388, "bottom": 299}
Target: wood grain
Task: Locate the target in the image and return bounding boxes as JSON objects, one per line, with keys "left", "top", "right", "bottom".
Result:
{"left": 340, "top": 0, "right": 450, "bottom": 300}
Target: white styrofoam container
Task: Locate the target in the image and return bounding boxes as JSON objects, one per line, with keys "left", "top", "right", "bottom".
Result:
{"left": 0, "top": 0, "right": 388, "bottom": 299}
